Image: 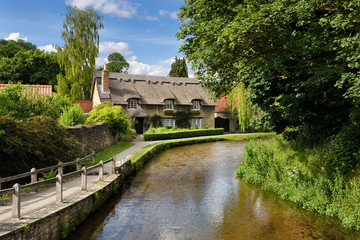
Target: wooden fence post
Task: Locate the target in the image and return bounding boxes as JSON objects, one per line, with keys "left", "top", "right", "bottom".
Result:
{"left": 58, "top": 161, "right": 63, "bottom": 176}
{"left": 31, "top": 168, "right": 37, "bottom": 192}
{"left": 56, "top": 173, "right": 63, "bottom": 203}
{"left": 81, "top": 167, "right": 87, "bottom": 191}
{"left": 111, "top": 158, "right": 116, "bottom": 174}
{"left": 76, "top": 158, "right": 81, "bottom": 171}
{"left": 92, "top": 153, "right": 96, "bottom": 165}
{"left": 12, "top": 183, "right": 21, "bottom": 219}
{"left": 99, "top": 161, "right": 104, "bottom": 181}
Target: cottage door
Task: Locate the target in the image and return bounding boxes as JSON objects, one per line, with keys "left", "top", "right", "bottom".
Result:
{"left": 134, "top": 117, "right": 144, "bottom": 134}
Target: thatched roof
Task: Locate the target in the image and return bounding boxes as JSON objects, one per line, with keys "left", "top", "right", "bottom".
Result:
{"left": 92, "top": 71, "right": 217, "bottom": 106}
{"left": 131, "top": 108, "right": 150, "bottom": 118}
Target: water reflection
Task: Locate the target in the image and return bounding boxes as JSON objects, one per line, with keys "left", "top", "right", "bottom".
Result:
{"left": 69, "top": 141, "right": 360, "bottom": 240}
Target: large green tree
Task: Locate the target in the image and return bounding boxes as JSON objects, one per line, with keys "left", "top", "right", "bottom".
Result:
{"left": 0, "top": 39, "right": 36, "bottom": 58}
{"left": 169, "top": 56, "right": 188, "bottom": 77}
{"left": 0, "top": 50, "right": 61, "bottom": 86}
{"left": 55, "top": 6, "right": 103, "bottom": 100}
{"left": 177, "top": 0, "right": 360, "bottom": 144}
{"left": 105, "top": 52, "right": 129, "bottom": 73}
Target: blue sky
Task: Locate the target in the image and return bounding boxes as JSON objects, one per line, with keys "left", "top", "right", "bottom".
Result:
{"left": 0, "top": 0, "right": 192, "bottom": 76}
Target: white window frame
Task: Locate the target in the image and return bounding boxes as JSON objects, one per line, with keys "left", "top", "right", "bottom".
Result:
{"left": 162, "top": 118, "right": 175, "bottom": 127}
{"left": 190, "top": 118, "right": 202, "bottom": 127}
{"left": 191, "top": 100, "right": 200, "bottom": 110}
{"left": 127, "top": 99, "right": 138, "bottom": 110}
{"left": 164, "top": 100, "right": 174, "bottom": 110}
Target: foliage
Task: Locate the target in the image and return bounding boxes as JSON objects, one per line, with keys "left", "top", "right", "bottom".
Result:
{"left": 0, "top": 50, "right": 61, "bottom": 86}
{"left": 329, "top": 110, "right": 360, "bottom": 175}
{"left": 0, "top": 84, "right": 73, "bottom": 121}
{"left": 59, "top": 104, "right": 86, "bottom": 126}
{"left": 39, "top": 170, "right": 57, "bottom": 181}
{"left": 149, "top": 114, "right": 163, "bottom": 127}
{"left": 174, "top": 110, "right": 191, "bottom": 128}
{"left": 0, "top": 115, "right": 79, "bottom": 181}
{"left": 177, "top": 0, "right": 360, "bottom": 144}
{"left": 0, "top": 39, "right": 36, "bottom": 58}
{"left": 105, "top": 52, "right": 129, "bottom": 73}
{"left": 86, "top": 102, "right": 129, "bottom": 135}
{"left": 236, "top": 136, "right": 360, "bottom": 230}
{"left": 143, "top": 128, "right": 224, "bottom": 141}
{"left": 55, "top": 6, "right": 103, "bottom": 100}
{"left": 168, "top": 56, "right": 188, "bottom": 78}
{"left": 226, "top": 84, "right": 257, "bottom": 132}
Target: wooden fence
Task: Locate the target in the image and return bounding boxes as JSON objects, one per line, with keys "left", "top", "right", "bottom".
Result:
{"left": 0, "top": 151, "right": 117, "bottom": 219}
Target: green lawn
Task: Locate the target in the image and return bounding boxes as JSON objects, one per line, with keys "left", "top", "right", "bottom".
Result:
{"left": 83, "top": 142, "right": 134, "bottom": 167}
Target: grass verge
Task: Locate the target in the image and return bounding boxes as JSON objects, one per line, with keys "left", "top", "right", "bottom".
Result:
{"left": 83, "top": 142, "right": 134, "bottom": 167}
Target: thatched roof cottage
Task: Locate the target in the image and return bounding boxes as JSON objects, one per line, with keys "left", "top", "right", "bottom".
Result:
{"left": 90, "top": 68, "right": 217, "bottom": 133}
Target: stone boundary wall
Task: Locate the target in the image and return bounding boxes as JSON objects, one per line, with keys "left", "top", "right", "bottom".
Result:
{"left": 64, "top": 122, "right": 118, "bottom": 152}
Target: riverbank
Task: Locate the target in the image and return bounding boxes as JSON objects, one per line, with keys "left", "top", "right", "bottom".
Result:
{"left": 236, "top": 136, "right": 360, "bottom": 230}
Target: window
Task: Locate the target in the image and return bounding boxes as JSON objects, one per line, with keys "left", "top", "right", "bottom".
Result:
{"left": 190, "top": 118, "right": 202, "bottom": 127}
{"left": 191, "top": 100, "right": 200, "bottom": 110}
{"left": 127, "top": 99, "right": 137, "bottom": 110}
{"left": 162, "top": 118, "right": 175, "bottom": 127}
{"left": 164, "top": 100, "right": 173, "bottom": 110}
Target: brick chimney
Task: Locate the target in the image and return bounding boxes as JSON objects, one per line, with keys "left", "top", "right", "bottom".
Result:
{"left": 101, "top": 64, "right": 110, "bottom": 92}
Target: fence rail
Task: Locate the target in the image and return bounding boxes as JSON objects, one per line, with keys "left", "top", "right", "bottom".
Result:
{"left": 0, "top": 150, "right": 118, "bottom": 219}
{"left": 0, "top": 151, "right": 95, "bottom": 190}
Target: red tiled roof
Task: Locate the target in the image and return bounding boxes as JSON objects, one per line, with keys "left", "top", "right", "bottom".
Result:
{"left": 215, "top": 97, "right": 227, "bottom": 113}
{"left": 0, "top": 84, "right": 52, "bottom": 95}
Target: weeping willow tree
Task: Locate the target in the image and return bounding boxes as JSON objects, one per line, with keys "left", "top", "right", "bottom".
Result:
{"left": 227, "top": 84, "right": 255, "bottom": 132}
{"left": 55, "top": 6, "right": 103, "bottom": 100}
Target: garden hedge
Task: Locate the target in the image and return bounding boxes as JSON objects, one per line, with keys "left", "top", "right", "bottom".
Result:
{"left": 143, "top": 128, "right": 224, "bottom": 141}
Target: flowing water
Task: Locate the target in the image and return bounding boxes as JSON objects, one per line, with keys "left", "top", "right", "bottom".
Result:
{"left": 69, "top": 141, "right": 360, "bottom": 240}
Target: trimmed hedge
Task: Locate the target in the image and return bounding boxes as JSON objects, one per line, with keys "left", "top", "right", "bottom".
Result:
{"left": 143, "top": 128, "right": 224, "bottom": 141}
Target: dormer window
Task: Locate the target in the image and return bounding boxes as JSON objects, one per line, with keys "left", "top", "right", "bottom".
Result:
{"left": 127, "top": 99, "right": 138, "bottom": 110}
{"left": 164, "top": 100, "right": 174, "bottom": 110}
{"left": 191, "top": 100, "right": 200, "bottom": 110}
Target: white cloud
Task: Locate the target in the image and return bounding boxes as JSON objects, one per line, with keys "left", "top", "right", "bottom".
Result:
{"left": 38, "top": 44, "right": 57, "bottom": 53}
{"left": 128, "top": 57, "right": 170, "bottom": 76}
{"left": 5, "top": 32, "right": 27, "bottom": 41}
{"left": 159, "top": 10, "right": 178, "bottom": 20}
{"left": 66, "top": 0, "right": 138, "bottom": 18}
{"left": 159, "top": 57, "right": 175, "bottom": 65}
{"left": 128, "top": 55, "right": 137, "bottom": 61}
{"left": 96, "top": 57, "right": 109, "bottom": 68}
{"left": 143, "top": 15, "right": 159, "bottom": 21}
{"left": 99, "top": 41, "right": 132, "bottom": 55}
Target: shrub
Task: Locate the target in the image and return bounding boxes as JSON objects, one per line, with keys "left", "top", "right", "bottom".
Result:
{"left": 174, "top": 111, "right": 191, "bottom": 128}
{"left": 329, "top": 113, "right": 360, "bottom": 175}
{"left": 0, "top": 115, "right": 79, "bottom": 184}
{"left": 59, "top": 104, "right": 86, "bottom": 126}
{"left": 86, "top": 102, "right": 129, "bottom": 135}
{"left": 150, "top": 114, "right": 162, "bottom": 127}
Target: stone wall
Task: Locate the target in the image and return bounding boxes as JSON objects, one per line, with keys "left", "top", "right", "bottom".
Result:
{"left": 64, "top": 122, "right": 118, "bottom": 152}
